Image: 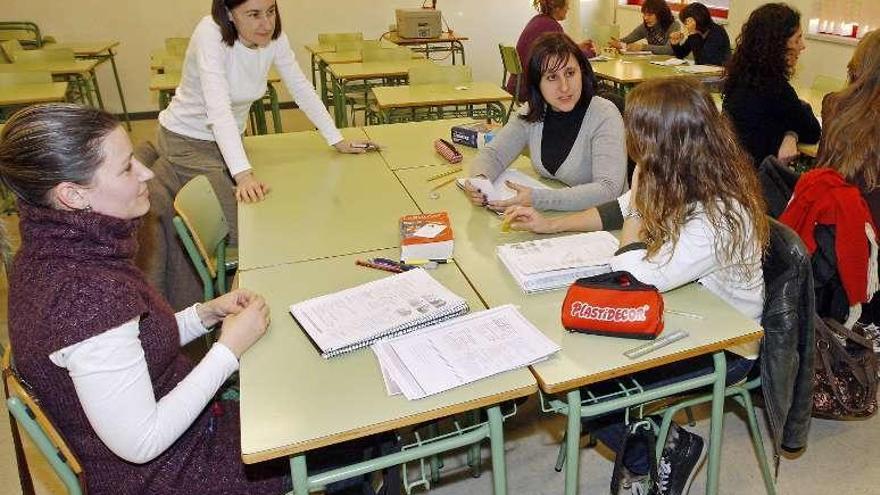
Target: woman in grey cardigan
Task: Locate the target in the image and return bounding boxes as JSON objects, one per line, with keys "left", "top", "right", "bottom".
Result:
{"left": 463, "top": 33, "right": 626, "bottom": 211}
{"left": 609, "top": 0, "right": 680, "bottom": 55}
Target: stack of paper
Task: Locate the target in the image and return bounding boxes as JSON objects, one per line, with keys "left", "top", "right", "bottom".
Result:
{"left": 456, "top": 169, "right": 550, "bottom": 203}
{"left": 290, "top": 269, "right": 469, "bottom": 358}
{"left": 497, "top": 232, "right": 619, "bottom": 293}
{"left": 373, "top": 305, "right": 560, "bottom": 400}
{"left": 650, "top": 57, "right": 688, "bottom": 66}
{"left": 675, "top": 64, "right": 723, "bottom": 74}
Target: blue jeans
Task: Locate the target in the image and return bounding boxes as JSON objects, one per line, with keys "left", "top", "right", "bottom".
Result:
{"left": 584, "top": 353, "right": 755, "bottom": 475}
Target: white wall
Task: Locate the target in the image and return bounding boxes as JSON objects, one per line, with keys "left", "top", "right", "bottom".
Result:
{"left": 4, "top": 1, "right": 545, "bottom": 114}
{"left": 615, "top": 0, "right": 856, "bottom": 87}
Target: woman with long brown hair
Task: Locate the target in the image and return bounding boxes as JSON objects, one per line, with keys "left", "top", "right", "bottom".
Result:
{"left": 506, "top": 77, "right": 768, "bottom": 494}
{"left": 610, "top": 0, "right": 680, "bottom": 55}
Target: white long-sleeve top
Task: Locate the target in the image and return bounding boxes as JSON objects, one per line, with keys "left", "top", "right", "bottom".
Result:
{"left": 159, "top": 16, "right": 343, "bottom": 177}
{"left": 48, "top": 305, "right": 239, "bottom": 464}
{"left": 609, "top": 200, "right": 764, "bottom": 358}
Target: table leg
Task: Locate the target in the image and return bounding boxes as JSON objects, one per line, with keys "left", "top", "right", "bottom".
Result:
{"left": 319, "top": 60, "right": 330, "bottom": 107}
{"left": 107, "top": 48, "right": 132, "bottom": 130}
{"left": 705, "top": 352, "right": 727, "bottom": 495}
{"left": 487, "top": 405, "right": 508, "bottom": 495}
{"left": 310, "top": 53, "right": 318, "bottom": 90}
{"left": 565, "top": 389, "right": 582, "bottom": 495}
{"left": 455, "top": 41, "right": 466, "bottom": 65}
{"left": 267, "top": 84, "right": 282, "bottom": 133}
{"left": 332, "top": 77, "right": 349, "bottom": 128}
{"left": 89, "top": 70, "right": 105, "bottom": 110}
{"left": 290, "top": 454, "right": 309, "bottom": 495}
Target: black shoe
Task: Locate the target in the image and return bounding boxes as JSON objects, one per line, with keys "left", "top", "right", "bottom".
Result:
{"left": 657, "top": 423, "right": 706, "bottom": 495}
{"left": 611, "top": 466, "right": 652, "bottom": 495}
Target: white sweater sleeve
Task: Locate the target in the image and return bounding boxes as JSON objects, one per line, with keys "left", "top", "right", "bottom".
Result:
{"left": 175, "top": 304, "right": 211, "bottom": 346}
{"left": 48, "top": 319, "right": 239, "bottom": 464}
{"left": 273, "top": 33, "right": 343, "bottom": 146}
{"left": 192, "top": 24, "right": 253, "bottom": 177}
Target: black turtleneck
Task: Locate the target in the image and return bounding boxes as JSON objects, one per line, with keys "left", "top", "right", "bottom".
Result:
{"left": 540, "top": 93, "right": 590, "bottom": 176}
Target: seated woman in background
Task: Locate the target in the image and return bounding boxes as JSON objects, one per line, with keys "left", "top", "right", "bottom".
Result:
{"left": 0, "top": 104, "right": 287, "bottom": 494}
{"left": 670, "top": 2, "right": 731, "bottom": 66}
{"left": 609, "top": 0, "right": 680, "bottom": 55}
{"left": 464, "top": 32, "right": 626, "bottom": 212}
{"left": 508, "top": 0, "right": 596, "bottom": 101}
{"left": 723, "top": 3, "right": 820, "bottom": 166}
{"left": 505, "top": 78, "right": 769, "bottom": 494}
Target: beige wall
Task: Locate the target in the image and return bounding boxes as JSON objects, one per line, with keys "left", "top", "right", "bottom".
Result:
{"left": 614, "top": 0, "right": 857, "bottom": 88}
{"left": 5, "top": 1, "right": 549, "bottom": 114}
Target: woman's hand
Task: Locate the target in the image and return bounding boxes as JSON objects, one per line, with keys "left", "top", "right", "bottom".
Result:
{"left": 627, "top": 42, "right": 646, "bottom": 52}
{"left": 333, "top": 140, "right": 380, "bottom": 154}
{"left": 217, "top": 295, "right": 271, "bottom": 359}
{"left": 669, "top": 31, "right": 684, "bottom": 45}
{"left": 579, "top": 39, "right": 597, "bottom": 57}
{"left": 197, "top": 289, "right": 259, "bottom": 328}
{"left": 777, "top": 133, "right": 800, "bottom": 166}
{"left": 486, "top": 181, "right": 533, "bottom": 211}
{"left": 462, "top": 177, "right": 489, "bottom": 206}
{"left": 234, "top": 171, "right": 270, "bottom": 203}
{"left": 504, "top": 206, "right": 557, "bottom": 234}
{"left": 608, "top": 38, "right": 624, "bottom": 50}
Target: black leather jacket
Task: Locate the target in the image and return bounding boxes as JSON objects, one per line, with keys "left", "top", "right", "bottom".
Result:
{"left": 760, "top": 219, "right": 816, "bottom": 453}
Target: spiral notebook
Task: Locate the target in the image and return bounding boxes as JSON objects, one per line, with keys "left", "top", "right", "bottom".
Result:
{"left": 289, "top": 269, "right": 469, "bottom": 358}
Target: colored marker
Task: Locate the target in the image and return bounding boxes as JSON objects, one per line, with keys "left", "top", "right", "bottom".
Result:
{"left": 356, "top": 259, "right": 403, "bottom": 273}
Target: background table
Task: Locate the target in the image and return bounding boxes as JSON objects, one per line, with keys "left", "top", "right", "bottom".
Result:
{"left": 53, "top": 40, "right": 130, "bottom": 129}
{"left": 592, "top": 55, "right": 722, "bottom": 95}
{"left": 371, "top": 81, "right": 511, "bottom": 124}
{"left": 387, "top": 32, "right": 469, "bottom": 65}
{"left": 363, "top": 117, "right": 479, "bottom": 170}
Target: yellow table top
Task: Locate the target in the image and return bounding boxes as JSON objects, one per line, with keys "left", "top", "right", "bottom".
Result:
{"left": 372, "top": 81, "right": 512, "bottom": 110}
{"left": 592, "top": 55, "right": 722, "bottom": 85}
{"left": 52, "top": 40, "right": 119, "bottom": 56}
{"left": 387, "top": 32, "right": 469, "bottom": 44}
{"left": 304, "top": 43, "right": 337, "bottom": 55}
{"left": 0, "top": 81, "right": 68, "bottom": 105}
{"left": 237, "top": 129, "right": 420, "bottom": 270}
{"left": 394, "top": 164, "right": 763, "bottom": 393}
{"left": 238, "top": 248, "right": 536, "bottom": 462}
{"left": 0, "top": 59, "right": 98, "bottom": 76}
{"left": 328, "top": 59, "right": 432, "bottom": 81}
{"left": 364, "top": 117, "right": 481, "bottom": 170}
{"left": 318, "top": 49, "right": 422, "bottom": 65}
{"left": 149, "top": 68, "right": 282, "bottom": 91}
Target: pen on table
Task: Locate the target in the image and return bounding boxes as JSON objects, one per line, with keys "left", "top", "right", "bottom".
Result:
{"left": 356, "top": 259, "right": 403, "bottom": 273}
{"left": 372, "top": 257, "right": 416, "bottom": 271}
{"left": 664, "top": 309, "right": 704, "bottom": 320}
{"left": 426, "top": 166, "right": 463, "bottom": 182}
{"left": 351, "top": 142, "right": 380, "bottom": 151}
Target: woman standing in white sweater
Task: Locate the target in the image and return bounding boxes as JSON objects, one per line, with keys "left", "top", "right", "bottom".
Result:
{"left": 148, "top": 0, "right": 374, "bottom": 308}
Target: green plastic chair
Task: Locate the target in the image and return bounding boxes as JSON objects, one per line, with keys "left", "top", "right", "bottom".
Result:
{"left": 498, "top": 44, "right": 523, "bottom": 121}
{"left": 164, "top": 37, "right": 190, "bottom": 57}
{"left": 317, "top": 32, "right": 364, "bottom": 47}
{"left": 408, "top": 64, "right": 472, "bottom": 85}
{"left": 172, "top": 175, "right": 237, "bottom": 301}
{"left": 3, "top": 345, "right": 86, "bottom": 495}
{"left": 0, "top": 21, "right": 49, "bottom": 49}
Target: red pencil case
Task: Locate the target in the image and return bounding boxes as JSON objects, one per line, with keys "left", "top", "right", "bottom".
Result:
{"left": 434, "top": 138, "right": 463, "bottom": 164}
{"left": 561, "top": 271, "right": 664, "bottom": 340}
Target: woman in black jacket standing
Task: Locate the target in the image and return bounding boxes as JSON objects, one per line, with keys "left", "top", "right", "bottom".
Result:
{"left": 722, "top": 3, "right": 821, "bottom": 167}
{"left": 670, "top": 2, "right": 730, "bottom": 66}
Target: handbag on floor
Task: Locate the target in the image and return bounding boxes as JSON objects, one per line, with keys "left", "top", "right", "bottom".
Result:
{"left": 812, "top": 317, "right": 879, "bottom": 419}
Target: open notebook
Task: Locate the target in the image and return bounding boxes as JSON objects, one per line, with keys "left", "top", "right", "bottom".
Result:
{"left": 498, "top": 232, "right": 619, "bottom": 293}
{"left": 373, "top": 304, "right": 560, "bottom": 400}
{"left": 289, "top": 269, "right": 469, "bottom": 358}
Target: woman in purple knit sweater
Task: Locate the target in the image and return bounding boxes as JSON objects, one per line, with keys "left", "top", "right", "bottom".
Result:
{"left": 0, "top": 104, "right": 288, "bottom": 494}
{"left": 507, "top": 0, "right": 596, "bottom": 101}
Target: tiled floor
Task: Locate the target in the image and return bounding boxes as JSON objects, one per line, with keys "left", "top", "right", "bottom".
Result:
{"left": 1, "top": 112, "right": 879, "bottom": 494}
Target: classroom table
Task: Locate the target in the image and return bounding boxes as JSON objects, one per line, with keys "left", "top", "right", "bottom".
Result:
{"left": 236, "top": 122, "right": 765, "bottom": 494}
{"left": 149, "top": 69, "right": 284, "bottom": 134}
{"left": 327, "top": 58, "right": 433, "bottom": 127}
{"left": 592, "top": 54, "right": 723, "bottom": 95}
{"left": 52, "top": 40, "right": 131, "bottom": 130}
{"left": 362, "top": 117, "right": 480, "bottom": 170}
{"left": 387, "top": 32, "right": 469, "bottom": 65}
{"left": 311, "top": 45, "right": 421, "bottom": 108}
{"left": 394, "top": 163, "right": 763, "bottom": 495}
{"left": 370, "top": 81, "right": 512, "bottom": 124}
{"left": 0, "top": 59, "right": 99, "bottom": 108}
{"left": 237, "top": 128, "right": 419, "bottom": 271}
{"left": 0, "top": 81, "right": 68, "bottom": 106}
{"left": 238, "top": 249, "right": 537, "bottom": 494}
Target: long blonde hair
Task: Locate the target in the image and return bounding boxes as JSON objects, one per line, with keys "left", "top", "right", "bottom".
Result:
{"left": 626, "top": 78, "right": 769, "bottom": 268}
{"left": 819, "top": 30, "right": 880, "bottom": 189}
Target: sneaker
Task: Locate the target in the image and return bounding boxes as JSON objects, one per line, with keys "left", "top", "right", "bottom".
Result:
{"left": 613, "top": 466, "right": 653, "bottom": 495}
{"left": 657, "top": 423, "right": 706, "bottom": 495}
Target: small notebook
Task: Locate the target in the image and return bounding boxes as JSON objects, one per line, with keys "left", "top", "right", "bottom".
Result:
{"left": 497, "top": 232, "right": 619, "bottom": 293}
{"left": 373, "top": 304, "right": 560, "bottom": 400}
{"left": 456, "top": 169, "right": 550, "bottom": 202}
{"left": 289, "top": 269, "right": 469, "bottom": 358}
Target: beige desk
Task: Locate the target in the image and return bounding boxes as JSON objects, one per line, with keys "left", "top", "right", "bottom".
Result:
{"left": 394, "top": 163, "right": 762, "bottom": 495}
{"left": 239, "top": 249, "right": 536, "bottom": 494}
{"left": 0, "top": 59, "right": 100, "bottom": 110}
{"left": 387, "top": 32, "right": 469, "bottom": 65}
{"left": 371, "top": 81, "right": 512, "bottom": 124}
{"left": 0, "top": 81, "right": 68, "bottom": 106}
{"left": 364, "top": 117, "right": 479, "bottom": 170}
{"left": 237, "top": 129, "right": 420, "bottom": 270}
{"left": 592, "top": 55, "right": 722, "bottom": 91}
{"left": 327, "top": 59, "right": 433, "bottom": 127}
